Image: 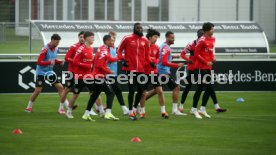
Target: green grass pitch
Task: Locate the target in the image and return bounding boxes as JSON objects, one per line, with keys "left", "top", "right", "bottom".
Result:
{"left": 0, "top": 92, "right": 276, "bottom": 155}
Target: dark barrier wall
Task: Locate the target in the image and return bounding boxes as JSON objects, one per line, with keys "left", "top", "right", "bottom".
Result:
{"left": 1, "top": 60, "right": 276, "bottom": 93}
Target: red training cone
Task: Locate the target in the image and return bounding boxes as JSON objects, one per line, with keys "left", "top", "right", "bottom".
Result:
{"left": 12, "top": 129, "right": 23, "bottom": 134}
{"left": 131, "top": 137, "right": 141, "bottom": 142}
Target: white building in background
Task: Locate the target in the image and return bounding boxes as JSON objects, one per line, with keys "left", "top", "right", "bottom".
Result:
{"left": 15, "top": 0, "right": 275, "bottom": 42}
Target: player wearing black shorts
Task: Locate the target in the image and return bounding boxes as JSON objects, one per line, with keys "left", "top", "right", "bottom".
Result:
{"left": 139, "top": 28, "right": 169, "bottom": 119}
{"left": 25, "top": 34, "right": 65, "bottom": 114}
{"left": 149, "top": 31, "right": 186, "bottom": 116}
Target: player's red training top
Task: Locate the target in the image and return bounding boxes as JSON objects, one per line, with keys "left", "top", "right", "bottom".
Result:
{"left": 73, "top": 44, "right": 94, "bottom": 79}
{"left": 194, "top": 35, "right": 215, "bottom": 70}
{"left": 160, "top": 43, "right": 179, "bottom": 68}
{"left": 92, "top": 45, "right": 119, "bottom": 79}
{"left": 117, "top": 34, "right": 150, "bottom": 72}
{"left": 37, "top": 43, "right": 62, "bottom": 66}
{"left": 180, "top": 40, "right": 196, "bottom": 71}
{"left": 144, "top": 44, "right": 159, "bottom": 74}
{"left": 65, "top": 42, "right": 83, "bottom": 73}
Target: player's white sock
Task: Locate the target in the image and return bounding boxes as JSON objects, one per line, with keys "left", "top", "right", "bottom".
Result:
{"left": 179, "top": 103, "right": 184, "bottom": 109}
{"left": 160, "top": 106, "right": 166, "bottom": 113}
{"left": 140, "top": 107, "right": 145, "bottom": 113}
{"left": 64, "top": 99, "right": 69, "bottom": 109}
{"left": 95, "top": 104, "right": 99, "bottom": 111}
{"left": 98, "top": 105, "right": 105, "bottom": 113}
{"left": 200, "top": 106, "right": 206, "bottom": 111}
{"left": 67, "top": 107, "right": 72, "bottom": 113}
{"left": 214, "top": 103, "right": 220, "bottom": 109}
{"left": 121, "top": 105, "right": 128, "bottom": 111}
{"left": 27, "top": 101, "right": 33, "bottom": 108}
{"left": 172, "top": 103, "right": 178, "bottom": 112}
{"left": 105, "top": 109, "right": 111, "bottom": 114}
{"left": 84, "top": 110, "right": 90, "bottom": 116}
{"left": 59, "top": 103, "right": 64, "bottom": 110}
{"left": 191, "top": 107, "right": 197, "bottom": 113}
{"left": 129, "top": 109, "right": 133, "bottom": 114}
{"left": 133, "top": 108, "right": 137, "bottom": 113}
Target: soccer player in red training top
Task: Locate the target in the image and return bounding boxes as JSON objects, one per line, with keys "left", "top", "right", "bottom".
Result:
{"left": 117, "top": 23, "right": 152, "bottom": 120}
{"left": 179, "top": 29, "right": 227, "bottom": 113}
{"left": 66, "top": 31, "right": 105, "bottom": 119}
{"left": 63, "top": 31, "right": 104, "bottom": 118}
{"left": 25, "top": 34, "right": 65, "bottom": 113}
{"left": 82, "top": 35, "right": 119, "bottom": 121}
{"left": 139, "top": 28, "right": 169, "bottom": 119}
{"left": 191, "top": 22, "right": 226, "bottom": 119}
{"left": 59, "top": 31, "right": 84, "bottom": 115}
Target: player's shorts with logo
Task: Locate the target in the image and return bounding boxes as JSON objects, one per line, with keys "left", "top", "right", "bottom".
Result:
{"left": 35, "top": 74, "right": 60, "bottom": 87}
{"left": 64, "top": 72, "right": 75, "bottom": 88}
{"left": 159, "top": 74, "right": 178, "bottom": 90}
{"left": 72, "top": 79, "right": 94, "bottom": 94}
{"left": 144, "top": 73, "right": 161, "bottom": 90}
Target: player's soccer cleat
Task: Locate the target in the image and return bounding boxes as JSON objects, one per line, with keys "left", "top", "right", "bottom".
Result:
{"left": 58, "top": 109, "right": 65, "bottom": 115}
{"left": 161, "top": 112, "right": 169, "bottom": 119}
{"left": 172, "top": 110, "right": 187, "bottom": 116}
{"left": 178, "top": 107, "right": 184, "bottom": 112}
{"left": 25, "top": 107, "right": 32, "bottom": 113}
{"left": 140, "top": 113, "right": 145, "bottom": 119}
{"left": 198, "top": 110, "right": 211, "bottom": 118}
{"left": 216, "top": 108, "right": 227, "bottom": 113}
{"left": 190, "top": 110, "right": 202, "bottom": 119}
{"left": 66, "top": 112, "right": 74, "bottom": 119}
{"left": 129, "top": 112, "right": 137, "bottom": 120}
{"left": 104, "top": 113, "right": 119, "bottom": 121}
{"left": 89, "top": 109, "right": 98, "bottom": 116}
{"left": 99, "top": 112, "right": 105, "bottom": 118}
{"left": 82, "top": 114, "right": 95, "bottom": 121}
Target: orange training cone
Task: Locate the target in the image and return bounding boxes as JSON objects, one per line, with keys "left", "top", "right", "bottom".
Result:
{"left": 12, "top": 129, "right": 23, "bottom": 134}
{"left": 131, "top": 137, "right": 141, "bottom": 142}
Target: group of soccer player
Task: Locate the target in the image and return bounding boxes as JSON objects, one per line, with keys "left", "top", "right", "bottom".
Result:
{"left": 25, "top": 22, "right": 226, "bottom": 121}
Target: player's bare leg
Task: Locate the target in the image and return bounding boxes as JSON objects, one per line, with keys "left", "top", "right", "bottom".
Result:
{"left": 30, "top": 87, "right": 43, "bottom": 103}
{"left": 172, "top": 86, "right": 186, "bottom": 115}
{"left": 139, "top": 91, "right": 148, "bottom": 118}
{"left": 68, "top": 94, "right": 79, "bottom": 109}
{"left": 25, "top": 87, "right": 43, "bottom": 112}
{"left": 54, "top": 83, "right": 67, "bottom": 114}
{"left": 155, "top": 86, "right": 169, "bottom": 118}
{"left": 155, "top": 87, "right": 165, "bottom": 106}
{"left": 66, "top": 92, "right": 103, "bottom": 118}
{"left": 60, "top": 87, "right": 71, "bottom": 106}
{"left": 93, "top": 95, "right": 105, "bottom": 117}
{"left": 145, "top": 89, "right": 157, "bottom": 100}
{"left": 65, "top": 93, "right": 79, "bottom": 118}
{"left": 140, "top": 86, "right": 168, "bottom": 119}
{"left": 59, "top": 87, "right": 71, "bottom": 114}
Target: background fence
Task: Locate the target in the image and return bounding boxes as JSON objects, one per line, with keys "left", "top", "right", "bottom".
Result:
{"left": 0, "top": 0, "right": 275, "bottom": 41}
